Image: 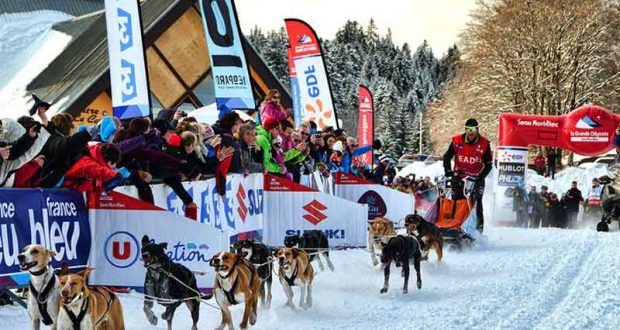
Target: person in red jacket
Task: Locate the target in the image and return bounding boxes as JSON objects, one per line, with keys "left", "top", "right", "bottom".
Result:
{"left": 534, "top": 152, "right": 546, "bottom": 175}
{"left": 443, "top": 118, "right": 493, "bottom": 233}
{"left": 62, "top": 143, "right": 125, "bottom": 194}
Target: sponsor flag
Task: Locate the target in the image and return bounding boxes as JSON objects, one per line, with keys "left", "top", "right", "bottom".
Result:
{"left": 104, "top": 0, "right": 150, "bottom": 120}
{"left": 288, "top": 46, "right": 303, "bottom": 127}
{"left": 284, "top": 19, "right": 338, "bottom": 130}
{"left": 199, "top": 0, "right": 255, "bottom": 116}
{"left": 358, "top": 85, "right": 374, "bottom": 167}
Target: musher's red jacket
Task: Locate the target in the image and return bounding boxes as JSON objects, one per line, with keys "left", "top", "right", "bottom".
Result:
{"left": 443, "top": 134, "right": 493, "bottom": 179}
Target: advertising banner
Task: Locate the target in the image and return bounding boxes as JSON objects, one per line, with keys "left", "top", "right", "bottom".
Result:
{"left": 334, "top": 173, "right": 414, "bottom": 222}
{"left": 284, "top": 19, "right": 338, "bottom": 130}
{"left": 104, "top": 0, "right": 150, "bottom": 119}
{"left": 199, "top": 0, "right": 255, "bottom": 114}
{"left": 288, "top": 46, "right": 303, "bottom": 127}
{"left": 263, "top": 175, "right": 367, "bottom": 248}
{"left": 358, "top": 85, "right": 374, "bottom": 167}
{"left": 88, "top": 192, "right": 227, "bottom": 293}
{"left": 0, "top": 190, "right": 90, "bottom": 287}
{"left": 116, "top": 174, "right": 264, "bottom": 242}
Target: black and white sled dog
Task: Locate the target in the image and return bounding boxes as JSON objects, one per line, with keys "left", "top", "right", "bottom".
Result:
{"left": 141, "top": 235, "right": 200, "bottom": 330}
{"left": 231, "top": 239, "right": 274, "bottom": 308}
{"left": 284, "top": 230, "right": 334, "bottom": 272}
{"left": 379, "top": 235, "right": 422, "bottom": 294}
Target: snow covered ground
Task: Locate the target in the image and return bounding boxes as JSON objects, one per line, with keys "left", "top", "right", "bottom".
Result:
{"left": 2, "top": 227, "right": 618, "bottom": 329}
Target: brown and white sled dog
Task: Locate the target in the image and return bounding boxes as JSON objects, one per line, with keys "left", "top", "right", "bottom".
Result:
{"left": 210, "top": 251, "right": 260, "bottom": 330}
{"left": 57, "top": 265, "right": 125, "bottom": 330}
{"left": 273, "top": 248, "right": 314, "bottom": 310}
{"left": 368, "top": 217, "right": 396, "bottom": 266}
{"left": 18, "top": 244, "right": 61, "bottom": 330}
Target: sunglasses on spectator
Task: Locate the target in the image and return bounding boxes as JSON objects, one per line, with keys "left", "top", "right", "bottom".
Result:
{"left": 464, "top": 126, "right": 478, "bottom": 133}
{"left": 273, "top": 95, "right": 281, "bottom": 100}
{"left": 301, "top": 132, "right": 309, "bottom": 136}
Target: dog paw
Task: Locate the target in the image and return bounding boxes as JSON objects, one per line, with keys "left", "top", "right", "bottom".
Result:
{"left": 380, "top": 288, "right": 388, "bottom": 294}
{"left": 143, "top": 306, "right": 158, "bottom": 326}
{"left": 417, "top": 280, "right": 422, "bottom": 289}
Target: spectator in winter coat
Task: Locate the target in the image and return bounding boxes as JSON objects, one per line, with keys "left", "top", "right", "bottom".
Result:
{"left": 563, "top": 181, "right": 583, "bottom": 227}
{"left": 548, "top": 193, "right": 568, "bottom": 228}
{"left": 335, "top": 137, "right": 379, "bottom": 174}
{"left": 372, "top": 155, "right": 390, "bottom": 184}
{"left": 613, "top": 124, "right": 620, "bottom": 164}
{"left": 328, "top": 140, "right": 345, "bottom": 172}
{"left": 62, "top": 143, "right": 128, "bottom": 194}
{"left": 256, "top": 117, "right": 305, "bottom": 177}
{"left": 280, "top": 120, "right": 296, "bottom": 152}
{"left": 584, "top": 178, "right": 604, "bottom": 223}
{"left": 512, "top": 185, "right": 529, "bottom": 227}
{"left": 0, "top": 118, "right": 43, "bottom": 186}
{"left": 539, "top": 185, "right": 552, "bottom": 227}
{"left": 534, "top": 152, "right": 546, "bottom": 176}
{"left": 259, "top": 89, "right": 289, "bottom": 124}
{"left": 546, "top": 148, "right": 557, "bottom": 179}
{"left": 526, "top": 185, "right": 543, "bottom": 228}
{"left": 238, "top": 123, "right": 264, "bottom": 175}
{"left": 212, "top": 112, "right": 243, "bottom": 195}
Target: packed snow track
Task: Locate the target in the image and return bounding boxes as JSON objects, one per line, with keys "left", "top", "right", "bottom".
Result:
{"left": 1, "top": 227, "right": 618, "bottom": 329}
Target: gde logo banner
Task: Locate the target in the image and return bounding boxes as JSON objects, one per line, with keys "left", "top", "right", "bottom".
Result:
{"left": 0, "top": 190, "right": 91, "bottom": 283}
{"left": 104, "top": 231, "right": 139, "bottom": 268}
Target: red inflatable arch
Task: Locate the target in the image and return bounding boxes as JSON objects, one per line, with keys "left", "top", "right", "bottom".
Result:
{"left": 494, "top": 105, "right": 620, "bottom": 225}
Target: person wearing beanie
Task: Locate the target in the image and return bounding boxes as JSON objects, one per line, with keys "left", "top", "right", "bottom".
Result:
{"left": 442, "top": 118, "right": 492, "bottom": 233}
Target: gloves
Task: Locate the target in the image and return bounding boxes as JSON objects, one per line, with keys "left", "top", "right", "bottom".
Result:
{"left": 116, "top": 167, "right": 131, "bottom": 179}
{"left": 372, "top": 139, "right": 382, "bottom": 150}
{"left": 445, "top": 170, "right": 454, "bottom": 178}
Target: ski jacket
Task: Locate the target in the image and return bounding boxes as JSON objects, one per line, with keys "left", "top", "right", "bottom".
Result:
{"left": 534, "top": 156, "right": 546, "bottom": 171}
{"left": 340, "top": 145, "right": 372, "bottom": 174}
{"left": 256, "top": 126, "right": 305, "bottom": 174}
{"left": 586, "top": 185, "right": 603, "bottom": 206}
{"left": 563, "top": 187, "right": 583, "bottom": 212}
{"left": 62, "top": 144, "right": 120, "bottom": 193}
{"left": 259, "top": 101, "right": 288, "bottom": 124}
{"left": 443, "top": 134, "right": 492, "bottom": 179}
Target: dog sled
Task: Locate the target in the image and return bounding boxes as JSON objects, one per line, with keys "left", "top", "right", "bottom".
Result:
{"left": 421, "top": 175, "right": 478, "bottom": 250}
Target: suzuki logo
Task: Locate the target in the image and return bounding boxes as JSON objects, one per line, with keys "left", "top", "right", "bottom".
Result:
{"left": 302, "top": 200, "right": 327, "bottom": 225}
{"left": 237, "top": 185, "right": 247, "bottom": 223}
{"left": 104, "top": 231, "right": 139, "bottom": 268}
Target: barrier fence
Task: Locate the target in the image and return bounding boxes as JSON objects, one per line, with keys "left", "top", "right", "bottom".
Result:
{"left": 0, "top": 173, "right": 415, "bottom": 292}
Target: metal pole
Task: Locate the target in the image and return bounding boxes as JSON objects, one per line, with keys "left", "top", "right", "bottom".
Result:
{"left": 419, "top": 113, "right": 423, "bottom": 154}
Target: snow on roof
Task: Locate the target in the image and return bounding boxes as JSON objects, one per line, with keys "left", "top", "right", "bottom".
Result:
{"left": 0, "top": 11, "right": 72, "bottom": 120}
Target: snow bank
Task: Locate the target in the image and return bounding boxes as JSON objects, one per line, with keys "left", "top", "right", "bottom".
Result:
{"left": 398, "top": 160, "right": 445, "bottom": 180}
{"left": 0, "top": 11, "right": 72, "bottom": 119}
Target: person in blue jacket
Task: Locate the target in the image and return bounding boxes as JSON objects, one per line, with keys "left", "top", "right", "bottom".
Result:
{"left": 340, "top": 137, "right": 382, "bottom": 174}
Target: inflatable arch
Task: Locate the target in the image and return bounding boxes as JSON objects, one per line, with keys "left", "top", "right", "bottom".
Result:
{"left": 494, "top": 105, "right": 620, "bottom": 224}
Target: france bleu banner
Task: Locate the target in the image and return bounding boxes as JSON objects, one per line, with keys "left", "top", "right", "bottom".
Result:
{"left": 199, "top": 0, "right": 255, "bottom": 114}
{"left": 0, "top": 189, "right": 91, "bottom": 287}
{"left": 284, "top": 19, "right": 338, "bottom": 130}
{"left": 288, "top": 46, "right": 302, "bottom": 127}
{"left": 104, "top": 0, "right": 150, "bottom": 120}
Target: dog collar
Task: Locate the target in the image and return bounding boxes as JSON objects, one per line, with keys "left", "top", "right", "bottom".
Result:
{"left": 29, "top": 266, "right": 49, "bottom": 277}
{"left": 63, "top": 296, "right": 89, "bottom": 330}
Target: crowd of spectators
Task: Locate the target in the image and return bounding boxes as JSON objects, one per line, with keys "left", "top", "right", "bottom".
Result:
{"left": 0, "top": 90, "right": 385, "bottom": 218}
{"left": 512, "top": 179, "right": 604, "bottom": 229}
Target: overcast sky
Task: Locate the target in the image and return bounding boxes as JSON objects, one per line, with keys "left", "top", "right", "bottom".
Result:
{"left": 234, "top": 0, "right": 478, "bottom": 56}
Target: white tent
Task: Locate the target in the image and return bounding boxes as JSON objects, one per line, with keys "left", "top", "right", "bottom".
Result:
{"left": 188, "top": 104, "right": 254, "bottom": 125}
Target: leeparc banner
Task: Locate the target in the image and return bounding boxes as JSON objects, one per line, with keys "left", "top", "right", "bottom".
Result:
{"left": 199, "top": 0, "right": 255, "bottom": 114}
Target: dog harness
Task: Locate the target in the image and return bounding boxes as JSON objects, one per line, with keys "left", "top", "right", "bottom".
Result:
{"left": 219, "top": 260, "right": 257, "bottom": 305}
{"left": 283, "top": 263, "right": 299, "bottom": 287}
{"left": 29, "top": 267, "right": 56, "bottom": 326}
{"left": 63, "top": 297, "right": 88, "bottom": 330}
